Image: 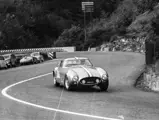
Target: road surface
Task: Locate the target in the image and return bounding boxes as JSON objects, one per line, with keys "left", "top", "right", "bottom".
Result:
{"left": 0, "top": 52, "right": 159, "bottom": 120}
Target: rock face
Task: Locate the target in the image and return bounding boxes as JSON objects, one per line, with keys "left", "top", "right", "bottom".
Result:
{"left": 0, "top": 0, "right": 14, "bottom": 6}
{"left": 136, "top": 64, "right": 159, "bottom": 92}
{"left": 144, "top": 73, "right": 159, "bottom": 91}
{"left": 136, "top": 72, "right": 159, "bottom": 92}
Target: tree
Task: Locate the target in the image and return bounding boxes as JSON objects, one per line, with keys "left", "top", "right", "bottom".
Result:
{"left": 54, "top": 25, "right": 84, "bottom": 50}
{"left": 133, "top": 0, "right": 158, "bottom": 13}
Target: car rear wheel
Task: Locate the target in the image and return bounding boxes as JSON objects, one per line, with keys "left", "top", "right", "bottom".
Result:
{"left": 5, "top": 65, "right": 8, "bottom": 69}
{"left": 99, "top": 80, "right": 109, "bottom": 91}
{"left": 40, "top": 57, "right": 44, "bottom": 62}
{"left": 33, "top": 58, "right": 38, "bottom": 64}
{"left": 64, "top": 76, "right": 72, "bottom": 91}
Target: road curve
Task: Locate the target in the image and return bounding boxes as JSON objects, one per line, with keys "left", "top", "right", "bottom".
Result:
{"left": 0, "top": 52, "right": 159, "bottom": 120}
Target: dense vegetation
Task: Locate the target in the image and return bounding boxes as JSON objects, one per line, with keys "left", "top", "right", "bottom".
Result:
{"left": 0, "top": 0, "right": 159, "bottom": 50}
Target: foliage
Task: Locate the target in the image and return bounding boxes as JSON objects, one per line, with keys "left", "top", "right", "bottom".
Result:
{"left": 0, "top": 0, "right": 159, "bottom": 50}
{"left": 127, "top": 3, "right": 159, "bottom": 42}
{"left": 54, "top": 25, "right": 84, "bottom": 51}
{"left": 133, "top": 0, "right": 158, "bottom": 13}
{"left": 85, "top": 0, "right": 136, "bottom": 46}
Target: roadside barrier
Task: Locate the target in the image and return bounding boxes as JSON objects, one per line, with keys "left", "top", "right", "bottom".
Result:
{"left": 47, "top": 52, "right": 56, "bottom": 59}
{"left": 0, "top": 48, "right": 64, "bottom": 54}
{"left": 0, "top": 47, "right": 76, "bottom": 55}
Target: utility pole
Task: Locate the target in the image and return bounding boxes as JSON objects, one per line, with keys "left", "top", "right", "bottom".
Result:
{"left": 84, "top": 8, "right": 87, "bottom": 43}
{"left": 81, "top": 1, "right": 94, "bottom": 46}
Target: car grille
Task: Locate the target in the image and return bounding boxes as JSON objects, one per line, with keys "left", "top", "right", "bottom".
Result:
{"left": 80, "top": 77, "right": 101, "bottom": 85}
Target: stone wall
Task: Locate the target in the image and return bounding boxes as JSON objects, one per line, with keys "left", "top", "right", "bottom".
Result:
{"left": 143, "top": 73, "right": 159, "bottom": 91}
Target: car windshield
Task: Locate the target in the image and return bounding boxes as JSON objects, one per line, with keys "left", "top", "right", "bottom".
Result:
{"left": 24, "top": 55, "right": 30, "bottom": 58}
{"left": 32, "top": 52, "right": 39, "bottom": 56}
{"left": 0, "top": 56, "right": 4, "bottom": 60}
{"left": 64, "top": 59, "right": 93, "bottom": 67}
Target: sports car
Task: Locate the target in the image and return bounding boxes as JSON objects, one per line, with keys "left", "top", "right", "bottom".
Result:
{"left": 2, "top": 53, "right": 17, "bottom": 67}
{"left": 20, "top": 55, "right": 34, "bottom": 65}
{"left": 52, "top": 57, "right": 109, "bottom": 91}
{"left": 30, "top": 52, "right": 44, "bottom": 63}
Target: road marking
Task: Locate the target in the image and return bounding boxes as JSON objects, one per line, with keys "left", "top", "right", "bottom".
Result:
{"left": 118, "top": 115, "right": 124, "bottom": 120}
{"left": 52, "top": 87, "right": 64, "bottom": 120}
{"left": 1, "top": 73, "right": 123, "bottom": 120}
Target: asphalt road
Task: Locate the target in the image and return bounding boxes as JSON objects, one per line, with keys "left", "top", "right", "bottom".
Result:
{"left": 0, "top": 52, "right": 159, "bottom": 120}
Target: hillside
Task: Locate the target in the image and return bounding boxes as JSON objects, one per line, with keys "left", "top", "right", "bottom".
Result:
{"left": 55, "top": 0, "right": 159, "bottom": 51}
{"left": 0, "top": 0, "right": 159, "bottom": 50}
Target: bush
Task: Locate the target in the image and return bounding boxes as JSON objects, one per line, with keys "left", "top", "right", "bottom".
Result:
{"left": 54, "top": 25, "right": 84, "bottom": 51}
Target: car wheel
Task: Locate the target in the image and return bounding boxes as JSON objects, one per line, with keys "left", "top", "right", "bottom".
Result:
{"left": 64, "top": 76, "right": 72, "bottom": 91}
{"left": 35, "top": 60, "right": 38, "bottom": 64}
{"left": 33, "top": 59, "right": 36, "bottom": 64}
{"left": 53, "top": 73, "right": 60, "bottom": 87}
{"left": 99, "top": 80, "right": 109, "bottom": 91}
{"left": 4, "top": 65, "right": 8, "bottom": 69}
{"left": 41, "top": 58, "right": 44, "bottom": 62}
{"left": 32, "top": 60, "right": 35, "bottom": 64}
{"left": 10, "top": 63, "right": 12, "bottom": 68}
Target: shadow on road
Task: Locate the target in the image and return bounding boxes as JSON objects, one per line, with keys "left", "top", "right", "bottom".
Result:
{"left": 45, "top": 84, "right": 105, "bottom": 92}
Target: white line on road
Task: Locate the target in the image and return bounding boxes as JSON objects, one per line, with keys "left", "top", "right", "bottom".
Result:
{"left": 52, "top": 87, "right": 64, "bottom": 120}
{"left": 1, "top": 72, "right": 123, "bottom": 120}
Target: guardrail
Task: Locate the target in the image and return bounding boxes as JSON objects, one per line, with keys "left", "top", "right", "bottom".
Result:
{"left": 0, "top": 46, "right": 76, "bottom": 54}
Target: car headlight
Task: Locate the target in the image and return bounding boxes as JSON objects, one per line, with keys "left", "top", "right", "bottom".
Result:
{"left": 72, "top": 76, "right": 79, "bottom": 81}
{"left": 102, "top": 74, "right": 108, "bottom": 80}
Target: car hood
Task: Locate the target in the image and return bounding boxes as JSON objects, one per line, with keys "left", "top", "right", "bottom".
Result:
{"left": 70, "top": 65, "right": 101, "bottom": 79}
{"left": 20, "top": 57, "right": 32, "bottom": 62}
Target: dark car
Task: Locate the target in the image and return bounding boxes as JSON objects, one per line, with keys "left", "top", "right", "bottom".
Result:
{"left": 2, "top": 53, "right": 18, "bottom": 67}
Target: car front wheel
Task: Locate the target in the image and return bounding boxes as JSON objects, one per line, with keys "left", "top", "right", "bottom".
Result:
{"left": 41, "top": 57, "right": 44, "bottom": 62}
{"left": 64, "top": 76, "right": 72, "bottom": 91}
{"left": 4, "top": 65, "right": 8, "bottom": 69}
{"left": 99, "top": 80, "right": 109, "bottom": 91}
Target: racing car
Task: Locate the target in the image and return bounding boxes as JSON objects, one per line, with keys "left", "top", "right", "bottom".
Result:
{"left": 20, "top": 55, "right": 35, "bottom": 65}
{"left": 30, "top": 52, "right": 44, "bottom": 63}
{"left": 2, "top": 53, "right": 17, "bottom": 67}
{"left": 52, "top": 57, "right": 109, "bottom": 91}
